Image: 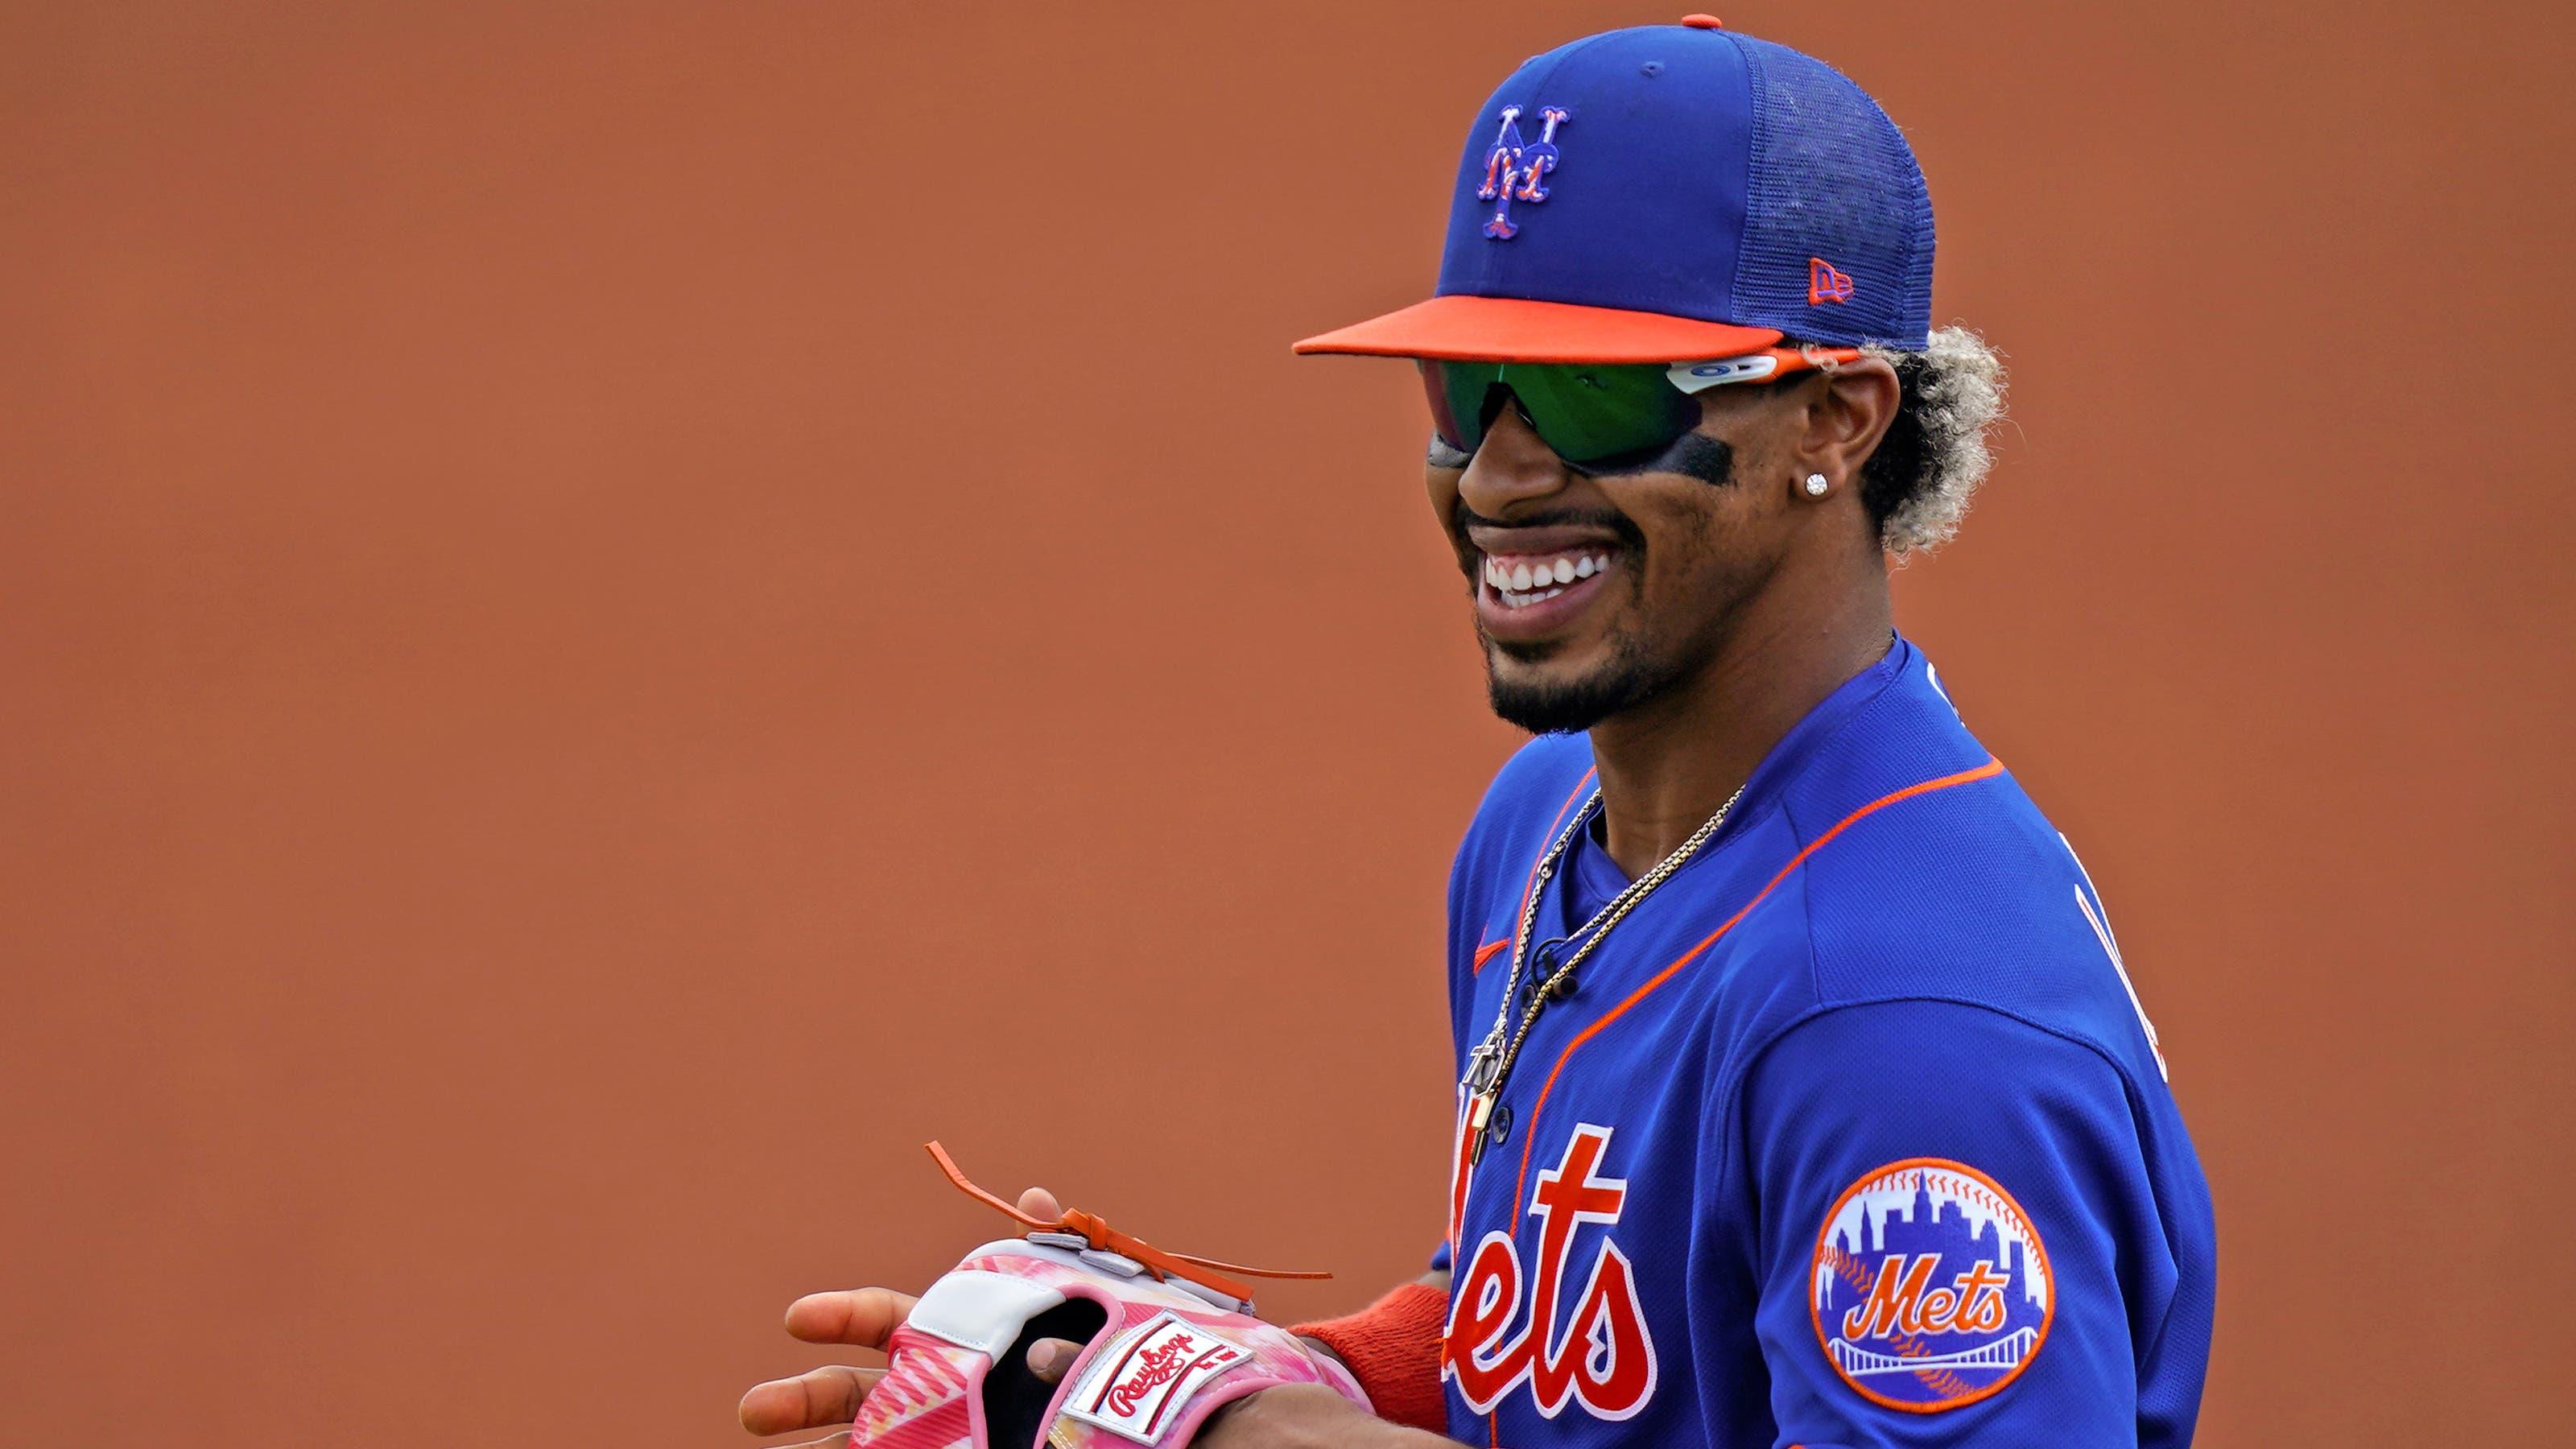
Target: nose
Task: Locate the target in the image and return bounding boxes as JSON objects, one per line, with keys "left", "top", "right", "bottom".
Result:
{"left": 1457, "top": 398, "right": 1575, "bottom": 518}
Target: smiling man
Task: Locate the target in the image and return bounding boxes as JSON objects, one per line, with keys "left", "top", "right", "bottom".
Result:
{"left": 742, "top": 15, "right": 2215, "bottom": 1449}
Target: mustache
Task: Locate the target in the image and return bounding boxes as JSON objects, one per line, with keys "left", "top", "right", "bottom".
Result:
{"left": 1451, "top": 504, "right": 1648, "bottom": 551}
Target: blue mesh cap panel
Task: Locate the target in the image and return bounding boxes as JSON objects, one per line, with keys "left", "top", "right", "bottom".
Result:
{"left": 1726, "top": 33, "right": 1934, "bottom": 349}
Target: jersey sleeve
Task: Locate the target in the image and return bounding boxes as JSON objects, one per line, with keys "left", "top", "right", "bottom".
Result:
{"left": 1736, "top": 1000, "right": 2183, "bottom": 1447}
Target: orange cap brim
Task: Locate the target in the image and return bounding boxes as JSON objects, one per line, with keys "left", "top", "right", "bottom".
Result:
{"left": 1292, "top": 295, "right": 1782, "bottom": 364}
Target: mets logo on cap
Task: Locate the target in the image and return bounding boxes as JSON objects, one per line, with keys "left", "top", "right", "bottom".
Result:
{"left": 1476, "top": 104, "right": 1571, "bottom": 240}
{"left": 1810, "top": 1158, "right": 2053, "bottom": 1412}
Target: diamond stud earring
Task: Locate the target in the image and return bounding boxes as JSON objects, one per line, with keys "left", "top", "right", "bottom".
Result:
{"left": 1802, "top": 473, "right": 1830, "bottom": 497}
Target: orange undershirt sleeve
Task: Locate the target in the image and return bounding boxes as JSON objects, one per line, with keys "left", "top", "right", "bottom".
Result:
{"left": 1290, "top": 1281, "right": 1450, "bottom": 1433}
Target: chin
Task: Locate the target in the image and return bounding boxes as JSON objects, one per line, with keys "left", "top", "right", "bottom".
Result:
{"left": 1484, "top": 641, "right": 1667, "bottom": 735}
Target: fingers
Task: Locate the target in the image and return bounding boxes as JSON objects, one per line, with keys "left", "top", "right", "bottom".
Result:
{"left": 738, "top": 1364, "right": 883, "bottom": 1435}
{"left": 784, "top": 1287, "right": 919, "bottom": 1348}
{"left": 1016, "top": 1185, "right": 1062, "bottom": 1221}
{"left": 1026, "top": 1336, "right": 1084, "bottom": 1385}
{"left": 744, "top": 1287, "right": 912, "bottom": 1436}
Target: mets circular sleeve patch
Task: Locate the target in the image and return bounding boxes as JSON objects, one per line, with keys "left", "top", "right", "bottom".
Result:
{"left": 1809, "top": 1158, "right": 2054, "bottom": 1412}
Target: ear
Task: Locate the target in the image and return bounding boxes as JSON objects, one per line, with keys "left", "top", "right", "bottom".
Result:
{"left": 1794, "top": 356, "right": 1901, "bottom": 495}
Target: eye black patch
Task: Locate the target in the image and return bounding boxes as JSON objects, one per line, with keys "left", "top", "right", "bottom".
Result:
{"left": 1576, "top": 432, "right": 1736, "bottom": 489}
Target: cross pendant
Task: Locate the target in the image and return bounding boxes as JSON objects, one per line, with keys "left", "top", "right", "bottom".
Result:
{"left": 1463, "top": 1038, "right": 1502, "bottom": 1095}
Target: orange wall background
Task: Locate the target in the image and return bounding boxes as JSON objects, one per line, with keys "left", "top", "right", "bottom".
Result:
{"left": 6, "top": 3, "right": 2570, "bottom": 1444}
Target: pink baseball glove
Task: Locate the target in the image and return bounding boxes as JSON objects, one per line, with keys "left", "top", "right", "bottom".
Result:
{"left": 846, "top": 1145, "right": 1372, "bottom": 1449}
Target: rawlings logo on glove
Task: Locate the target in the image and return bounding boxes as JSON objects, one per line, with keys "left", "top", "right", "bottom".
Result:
{"left": 846, "top": 1144, "right": 1371, "bottom": 1449}
{"left": 1063, "top": 1312, "right": 1249, "bottom": 1439}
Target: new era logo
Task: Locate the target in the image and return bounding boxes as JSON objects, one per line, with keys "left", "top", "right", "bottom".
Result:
{"left": 1809, "top": 257, "right": 1855, "bottom": 305}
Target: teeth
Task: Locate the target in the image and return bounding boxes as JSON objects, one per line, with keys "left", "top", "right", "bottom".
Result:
{"left": 1482, "top": 551, "right": 1615, "bottom": 604}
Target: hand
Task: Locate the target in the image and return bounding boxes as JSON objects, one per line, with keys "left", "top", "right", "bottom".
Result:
{"left": 1197, "top": 1384, "right": 1429, "bottom": 1448}
{"left": 739, "top": 1187, "right": 1087, "bottom": 1441}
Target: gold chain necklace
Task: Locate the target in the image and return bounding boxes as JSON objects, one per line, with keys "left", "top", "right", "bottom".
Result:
{"left": 1461, "top": 782, "right": 1744, "bottom": 1162}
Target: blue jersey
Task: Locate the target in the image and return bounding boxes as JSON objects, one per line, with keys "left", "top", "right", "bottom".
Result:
{"left": 1431, "top": 637, "right": 2215, "bottom": 1447}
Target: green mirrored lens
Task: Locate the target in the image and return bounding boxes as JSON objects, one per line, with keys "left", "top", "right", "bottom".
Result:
{"left": 1418, "top": 361, "right": 1699, "bottom": 468}
{"left": 1504, "top": 364, "right": 1699, "bottom": 466}
{"left": 1422, "top": 361, "right": 1501, "bottom": 455}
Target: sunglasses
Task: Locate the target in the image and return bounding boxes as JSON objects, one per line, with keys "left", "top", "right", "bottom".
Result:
{"left": 1419, "top": 346, "right": 1864, "bottom": 470}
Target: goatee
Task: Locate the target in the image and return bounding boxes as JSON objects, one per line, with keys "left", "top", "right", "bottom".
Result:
{"left": 1484, "top": 629, "right": 1677, "bottom": 734}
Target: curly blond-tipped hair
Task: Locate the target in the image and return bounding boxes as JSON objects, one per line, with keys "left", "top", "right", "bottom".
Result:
{"left": 1853, "top": 325, "right": 2007, "bottom": 556}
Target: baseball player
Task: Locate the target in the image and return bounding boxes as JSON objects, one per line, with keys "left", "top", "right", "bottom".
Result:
{"left": 742, "top": 15, "right": 2215, "bottom": 1447}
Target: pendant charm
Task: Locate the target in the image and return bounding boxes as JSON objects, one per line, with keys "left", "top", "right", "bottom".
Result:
{"left": 1465, "top": 1091, "right": 1495, "bottom": 1162}
{"left": 1463, "top": 1040, "right": 1502, "bottom": 1095}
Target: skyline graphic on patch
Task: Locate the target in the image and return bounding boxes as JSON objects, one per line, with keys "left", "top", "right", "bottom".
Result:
{"left": 1809, "top": 1158, "right": 2053, "bottom": 1412}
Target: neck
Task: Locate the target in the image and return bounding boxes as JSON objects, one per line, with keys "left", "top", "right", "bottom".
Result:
{"left": 1586, "top": 565, "right": 1892, "bottom": 878}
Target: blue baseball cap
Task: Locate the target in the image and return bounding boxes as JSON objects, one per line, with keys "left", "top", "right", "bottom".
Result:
{"left": 1295, "top": 15, "right": 1934, "bottom": 363}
